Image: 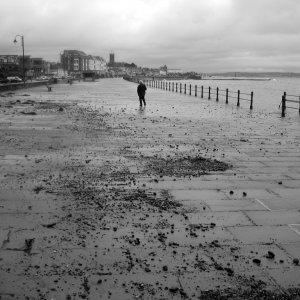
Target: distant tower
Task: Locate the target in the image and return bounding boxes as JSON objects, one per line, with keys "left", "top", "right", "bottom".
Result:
{"left": 109, "top": 52, "right": 115, "bottom": 66}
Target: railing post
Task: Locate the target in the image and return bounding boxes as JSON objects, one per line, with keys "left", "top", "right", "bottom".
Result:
{"left": 195, "top": 85, "right": 197, "bottom": 97}
{"left": 172, "top": 82, "right": 174, "bottom": 92}
{"left": 180, "top": 83, "right": 182, "bottom": 93}
{"left": 169, "top": 82, "right": 171, "bottom": 91}
{"left": 184, "top": 84, "right": 186, "bottom": 94}
{"left": 201, "top": 85, "right": 203, "bottom": 98}
{"left": 281, "top": 93, "right": 286, "bottom": 117}
{"left": 176, "top": 83, "right": 178, "bottom": 92}
{"left": 226, "top": 88, "right": 229, "bottom": 104}
{"left": 208, "top": 86, "right": 211, "bottom": 99}
{"left": 299, "top": 96, "right": 300, "bottom": 114}
{"left": 237, "top": 90, "right": 240, "bottom": 106}
{"left": 216, "top": 87, "right": 219, "bottom": 101}
{"left": 189, "top": 84, "right": 191, "bottom": 95}
{"left": 250, "top": 92, "right": 254, "bottom": 110}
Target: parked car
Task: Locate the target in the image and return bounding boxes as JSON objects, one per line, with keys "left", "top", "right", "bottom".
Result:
{"left": 7, "top": 76, "right": 23, "bottom": 83}
{"left": 36, "top": 76, "right": 50, "bottom": 81}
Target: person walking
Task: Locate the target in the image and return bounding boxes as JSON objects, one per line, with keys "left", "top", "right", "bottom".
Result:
{"left": 137, "top": 80, "right": 147, "bottom": 106}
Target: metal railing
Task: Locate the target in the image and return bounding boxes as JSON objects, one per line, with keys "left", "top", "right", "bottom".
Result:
{"left": 145, "top": 80, "right": 254, "bottom": 110}
{"left": 280, "top": 92, "right": 300, "bottom": 117}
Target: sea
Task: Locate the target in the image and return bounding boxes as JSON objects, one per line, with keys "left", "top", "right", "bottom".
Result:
{"left": 179, "top": 77, "right": 300, "bottom": 113}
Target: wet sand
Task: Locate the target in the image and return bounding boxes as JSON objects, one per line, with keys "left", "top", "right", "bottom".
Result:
{"left": 1, "top": 79, "right": 300, "bottom": 299}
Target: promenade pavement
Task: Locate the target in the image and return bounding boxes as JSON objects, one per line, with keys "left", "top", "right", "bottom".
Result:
{"left": 0, "top": 78, "right": 300, "bottom": 299}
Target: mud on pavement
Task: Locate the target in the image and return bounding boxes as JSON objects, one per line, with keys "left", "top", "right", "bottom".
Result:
{"left": 0, "top": 91, "right": 300, "bottom": 300}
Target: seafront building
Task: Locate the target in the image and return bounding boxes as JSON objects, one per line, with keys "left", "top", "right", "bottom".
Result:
{"left": 60, "top": 50, "right": 108, "bottom": 77}
{"left": 1, "top": 50, "right": 189, "bottom": 81}
{"left": 0, "top": 54, "right": 51, "bottom": 79}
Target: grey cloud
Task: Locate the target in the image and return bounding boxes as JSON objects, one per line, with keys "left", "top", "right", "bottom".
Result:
{"left": 1, "top": 0, "right": 300, "bottom": 72}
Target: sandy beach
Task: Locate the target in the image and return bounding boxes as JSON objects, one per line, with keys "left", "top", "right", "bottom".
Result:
{"left": 1, "top": 79, "right": 300, "bottom": 300}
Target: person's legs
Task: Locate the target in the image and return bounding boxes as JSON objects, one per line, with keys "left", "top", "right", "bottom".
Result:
{"left": 139, "top": 96, "right": 143, "bottom": 106}
{"left": 143, "top": 97, "right": 146, "bottom": 106}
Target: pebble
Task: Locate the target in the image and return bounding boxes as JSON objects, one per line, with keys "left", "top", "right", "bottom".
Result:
{"left": 266, "top": 251, "right": 275, "bottom": 259}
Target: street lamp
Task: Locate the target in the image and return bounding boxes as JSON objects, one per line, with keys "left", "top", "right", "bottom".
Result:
{"left": 13, "top": 34, "right": 25, "bottom": 83}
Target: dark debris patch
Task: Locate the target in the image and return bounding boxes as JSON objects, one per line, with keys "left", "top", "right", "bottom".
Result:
{"left": 200, "top": 278, "right": 300, "bottom": 300}
{"left": 144, "top": 155, "right": 230, "bottom": 177}
{"left": 122, "top": 189, "right": 182, "bottom": 211}
{"left": 35, "top": 101, "right": 72, "bottom": 110}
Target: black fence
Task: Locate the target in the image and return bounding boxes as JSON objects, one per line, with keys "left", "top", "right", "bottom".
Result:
{"left": 144, "top": 80, "right": 254, "bottom": 110}
{"left": 280, "top": 92, "right": 300, "bottom": 117}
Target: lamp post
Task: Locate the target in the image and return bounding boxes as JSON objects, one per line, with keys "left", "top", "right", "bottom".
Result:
{"left": 13, "top": 34, "right": 25, "bottom": 83}
{"left": 60, "top": 51, "right": 65, "bottom": 77}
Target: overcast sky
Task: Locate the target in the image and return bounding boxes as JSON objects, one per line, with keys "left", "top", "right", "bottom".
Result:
{"left": 1, "top": 0, "right": 300, "bottom": 72}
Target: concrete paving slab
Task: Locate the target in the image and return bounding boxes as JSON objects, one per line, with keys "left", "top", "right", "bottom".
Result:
{"left": 286, "top": 173, "right": 300, "bottom": 180}
{"left": 3, "top": 227, "right": 66, "bottom": 251}
{"left": 128, "top": 246, "right": 212, "bottom": 274}
{"left": 169, "top": 189, "right": 229, "bottom": 201}
{"left": 0, "top": 197, "right": 66, "bottom": 214}
{"left": 258, "top": 198, "right": 300, "bottom": 210}
{"left": 179, "top": 270, "right": 237, "bottom": 296}
{"left": 282, "top": 180, "right": 300, "bottom": 188}
{"left": 76, "top": 227, "right": 162, "bottom": 250}
{"left": 186, "top": 211, "right": 254, "bottom": 227}
{"left": 272, "top": 188, "right": 300, "bottom": 201}
{"left": 204, "top": 199, "right": 268, "bottom": 212}
{"left": 289, "top": 224, "right": 300, "bottom": 237}
{"left": 279, "top": 242, "right": 300, "bottom": 260}
{"left": 0, "top": 213, "right": 61, "bottom": 229}
{"left": 228, "top": 226, "right": 300, "bottom": 244}
{"left": 145, "top": 178, "right": 241, "bottom": 190}
{"left": 246, "top": 211, "right": 300, "bottom": 226}
{"left": 235, "top": 244, "right": 295, "bottom": 270}
{"left": 224, "top": 188, "right": 279, "bottom": 200}
{"left": 156, "top": 226, "right": 236, "bottom": 246}
{"left": 267, "top": 268, "right": 300, "bottom": 289}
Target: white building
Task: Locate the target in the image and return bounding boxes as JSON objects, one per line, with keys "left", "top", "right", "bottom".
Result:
{"left": 168, "top": 68, "right": 183, "bottom": 74}
{"left": 88, "top": 56, "right": 107, "bottom": 75}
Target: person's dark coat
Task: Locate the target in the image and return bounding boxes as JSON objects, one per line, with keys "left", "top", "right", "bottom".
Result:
{"left": 137, "top": 83, "right": 147, "bottom": 97}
